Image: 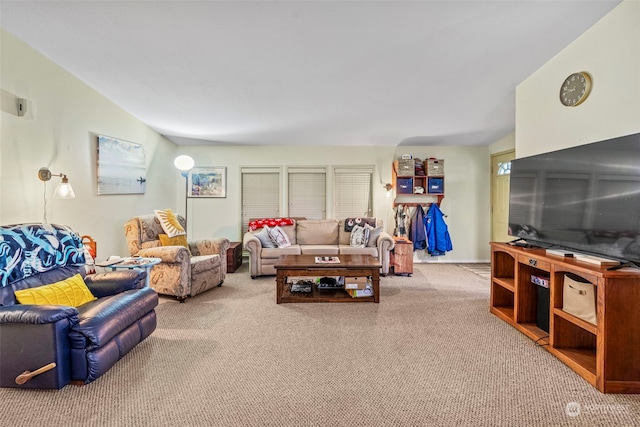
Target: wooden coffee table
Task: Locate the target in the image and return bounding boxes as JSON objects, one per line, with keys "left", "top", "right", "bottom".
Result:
{"left": 275, "top": 254, "right": 381, "bottom": 304}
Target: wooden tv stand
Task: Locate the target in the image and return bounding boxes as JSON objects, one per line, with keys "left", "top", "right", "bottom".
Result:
{"left": 490, "top": 242, "right": 640, "bottom": 393}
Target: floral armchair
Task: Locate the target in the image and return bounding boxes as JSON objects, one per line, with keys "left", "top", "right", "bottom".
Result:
{"left": 123, "top": 213, "right": 229, "bottom": 302}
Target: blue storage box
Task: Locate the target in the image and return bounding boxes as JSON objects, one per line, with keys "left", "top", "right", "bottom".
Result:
{"left": 397, "top": 178, "right": 413, "bottom": 194}
{"left": 427, "top": 177, "right": 444, "bottom": 194}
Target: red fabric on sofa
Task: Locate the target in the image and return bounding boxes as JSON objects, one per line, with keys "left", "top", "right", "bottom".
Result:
{"left": 248, "top": 218, "right": 294, "bottom": 231}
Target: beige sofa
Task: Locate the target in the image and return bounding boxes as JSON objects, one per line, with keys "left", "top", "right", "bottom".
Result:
{"left": 243, "top": 219, "right": 395, "bottom": 278}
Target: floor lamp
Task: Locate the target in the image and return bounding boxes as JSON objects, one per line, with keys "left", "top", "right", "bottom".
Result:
{"left": 173, "top": 155, "right": 194, "bottom": 228}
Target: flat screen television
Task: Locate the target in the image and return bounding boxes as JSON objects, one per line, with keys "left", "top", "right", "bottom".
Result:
{"left": 508, "top": 131, "right": 640, "bottom": 265}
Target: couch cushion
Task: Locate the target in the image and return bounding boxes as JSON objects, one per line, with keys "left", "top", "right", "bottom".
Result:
{"left": 338, "top": 245, "right": 378, "bottom": 256}
{"left": 190, "top": 254, "right": 221, "bottom": 275}
{"left": 299, "top": 245, "right": 339, "bottom": 255}
{"left": 296, "top": 220, "right": 338, "bottom": 245}
{"left": 280, "top": 224, "right": 297, "bottom": 245}
{"left": 261, "top": 245, "right": 302, "bottom": 259}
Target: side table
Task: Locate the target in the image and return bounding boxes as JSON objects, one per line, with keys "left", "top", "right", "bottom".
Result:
{"left": 391, "top": 238, "right": 413, "bottom": 276}
{"left": 227, "top": 242, "right": 243, "bottom": 273}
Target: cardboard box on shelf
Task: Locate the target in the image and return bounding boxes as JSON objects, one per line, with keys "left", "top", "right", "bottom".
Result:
{"left": 347, "top": 281, "right": 373, "bottom": 297}
{"left": 344, "top": 276, "right": 369, "bottom": 290}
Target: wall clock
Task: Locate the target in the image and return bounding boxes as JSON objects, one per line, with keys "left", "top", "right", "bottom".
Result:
{"left": 559, "top": 71, "right": 592, "bottom": 107}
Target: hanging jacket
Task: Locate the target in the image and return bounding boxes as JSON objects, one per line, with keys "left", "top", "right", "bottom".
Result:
{"left": 394, "top": 205, "right": 409, "bottom": 238}
{"left": 425, "top": 203, "right": 453, "bottom": 256}
{"left": 411, "top": 204, "right": 427, "bottom": 250}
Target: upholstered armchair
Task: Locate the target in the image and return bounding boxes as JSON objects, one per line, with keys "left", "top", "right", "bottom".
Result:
{"left": 123, "top": 214, "right": 230, "bottom": 302}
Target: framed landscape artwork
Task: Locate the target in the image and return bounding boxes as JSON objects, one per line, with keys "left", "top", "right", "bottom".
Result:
{"left": 189, "top": 166, "right": 226, "bottom": 198}
{"left": 97, "top": 135, "right": 146, "bottom": 195}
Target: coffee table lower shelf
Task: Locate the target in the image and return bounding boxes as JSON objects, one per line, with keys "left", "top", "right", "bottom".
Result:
{"left": 281, "top": 286, "right": 375, "bottom": 303}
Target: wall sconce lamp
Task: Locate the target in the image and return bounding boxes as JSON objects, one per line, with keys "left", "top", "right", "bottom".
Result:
{"left": 38, "top": 167, "right": 75, "bottom": 223}
{"left": 173, "top": 155, "right": 195, "bottom": 227}
{"left": 38, "top": 167, "right": 76, "bottom": 199}
{"left": 384, "top": 183, "right": 393, "bottom": 198}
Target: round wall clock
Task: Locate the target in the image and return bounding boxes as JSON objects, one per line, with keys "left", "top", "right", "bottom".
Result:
{"left": 559, "top": 71, "right": 592, "bottom": 107}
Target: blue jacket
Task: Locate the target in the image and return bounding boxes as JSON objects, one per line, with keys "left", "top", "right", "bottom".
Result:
{"left": 425, "top": 203, "right": 453, "bottom": 256}
{"left": 411, "top": 204, "right": 427, "bottom": 250}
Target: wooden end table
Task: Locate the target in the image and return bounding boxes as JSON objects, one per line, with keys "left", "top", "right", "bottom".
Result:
{"left": 274, "top": 254, "right": 381, "bottom": 304}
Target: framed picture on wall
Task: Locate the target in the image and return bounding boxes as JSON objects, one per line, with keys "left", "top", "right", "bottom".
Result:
{"left": 188, "top": 166, "right": 226, "bottom": 198}
{"left": 97, "top": 135, "right": 146, "bottom": 195}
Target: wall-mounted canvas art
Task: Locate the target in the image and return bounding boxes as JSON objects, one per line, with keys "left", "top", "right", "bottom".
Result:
{"left": 189, "top": 167, "right": 226, "bottom": 198}
{"left": 97, "top": 135, "right": 146, "bottom": 195}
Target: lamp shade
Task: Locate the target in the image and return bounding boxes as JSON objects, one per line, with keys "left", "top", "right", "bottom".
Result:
{"left": 174, "top": 155, "right": 195, "bottom": 172}
{"left": 53, "top": 175, "right": 75, "bottom": 199}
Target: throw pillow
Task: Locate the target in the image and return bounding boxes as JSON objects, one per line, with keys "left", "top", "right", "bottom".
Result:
{"left": 350, "top": 225, "right": 369, "bottom": 248}
{"left": 344, "top": 217, "right": 377, "bottom": 232}
{"left": 159, "top": 233, "right": 192, "bottom": 255}
{"left": 365, "top": 223, "right": 383, "bottom": 247}
{"left": 253, "top": 226, "right": 276, "bottom": 248}
{"left": 154, "top": 208, "right": 186, "bottom": 238}
{"left": 268, "top": 225, "right": 292, "bottom": 248}
{"left": 14, "top": 274, "right": 97, "bottom": 307}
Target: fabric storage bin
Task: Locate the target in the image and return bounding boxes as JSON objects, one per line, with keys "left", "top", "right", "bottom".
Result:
{"left": 426, "top": 159, "right": 445, "bottom": 176}
{"left": 397, "top": 178, "right": 413, "bottom": 194}
{"left": 397, "top": 160, "right": 414, "bottom": 177}
{"left": 427, "top": 177, "right": 444, "bottom": 194}
{"left": 562, "top": 274, "right": 597, "bottom": 324}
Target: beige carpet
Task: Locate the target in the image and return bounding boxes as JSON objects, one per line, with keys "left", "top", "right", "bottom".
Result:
{"left": 1, "top": 263, "right": 638, "bottom": 426}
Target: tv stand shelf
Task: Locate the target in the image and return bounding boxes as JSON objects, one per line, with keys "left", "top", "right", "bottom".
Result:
{"left": 490, "top": 242, "right": 640, "bottom": 393}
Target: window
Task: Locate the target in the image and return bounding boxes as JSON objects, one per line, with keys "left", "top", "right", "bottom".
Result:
{"left": 288, "top": 167, "right": 326, "bottom": 219}
{"left": 497, "top": 161, "right": 511, "bottom": 175}
{"left": 241, "top": 167, "right": 280, "bottom": 233}
{"left": 333, "top": 166, "right": 373, "bottom": 219}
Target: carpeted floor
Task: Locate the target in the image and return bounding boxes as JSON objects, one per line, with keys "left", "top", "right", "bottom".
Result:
{"left": 1, "top": 262, "right": 638, "bottom": 426}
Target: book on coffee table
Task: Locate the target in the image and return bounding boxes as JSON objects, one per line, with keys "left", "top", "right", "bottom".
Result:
{"left": 315, "top": 256, "right": 340, "bottom": 264}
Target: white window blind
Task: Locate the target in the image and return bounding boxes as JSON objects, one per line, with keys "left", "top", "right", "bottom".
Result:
{"left": 241, "top": 168, "right": 280, "bottom": 233}
{"left": 288, "top": 167, "right": 326, "bottom": 219}
{"left": 333, "top": 166, "right": 373, "bottom": 219}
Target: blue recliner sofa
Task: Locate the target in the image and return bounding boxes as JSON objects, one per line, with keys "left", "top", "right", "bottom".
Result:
{"left": 0, "top": 223, "right": 158, "bottom": 389}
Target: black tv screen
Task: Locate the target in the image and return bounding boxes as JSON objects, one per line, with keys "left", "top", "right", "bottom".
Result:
{"left": 508, "top": 132, "right": 640, "bottom": 264}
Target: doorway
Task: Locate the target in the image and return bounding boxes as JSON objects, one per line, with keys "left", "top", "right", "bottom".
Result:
{"left": 491, "top": 150, "right": 515, "bottom": 242}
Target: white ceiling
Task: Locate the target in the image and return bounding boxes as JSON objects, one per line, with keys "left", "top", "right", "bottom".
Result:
{"left": 1, "top": 1, "right": 621, "bottom": 147}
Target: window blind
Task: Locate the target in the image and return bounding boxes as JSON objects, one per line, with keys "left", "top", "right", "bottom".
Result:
{"left": 241, "top": 168, "right": 280, "bottom": 233}
{"left": 288, "top": 167, "right": 326, "bottom": 219}
{"left": 333, "top": 166, "right": 373, "bottom": 219}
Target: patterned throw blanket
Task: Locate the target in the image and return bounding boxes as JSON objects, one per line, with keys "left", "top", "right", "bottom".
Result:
{"left": 0, "top": 223, "right": 86, "bottom": 288}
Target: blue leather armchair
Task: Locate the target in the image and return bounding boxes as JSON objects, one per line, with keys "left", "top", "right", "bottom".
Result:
{"left": 0, "top": 223, "right": 158, "bottom": 389}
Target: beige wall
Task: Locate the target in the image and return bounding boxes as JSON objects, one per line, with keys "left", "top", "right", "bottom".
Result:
{"left": 516, "top": 0, "right": 640, "bottom": 158}
{"left": 489, "top": 132, "right": 515, "bottom": 155}
{"left": 0, "top": 29, "right": 178, "bottom": 257}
